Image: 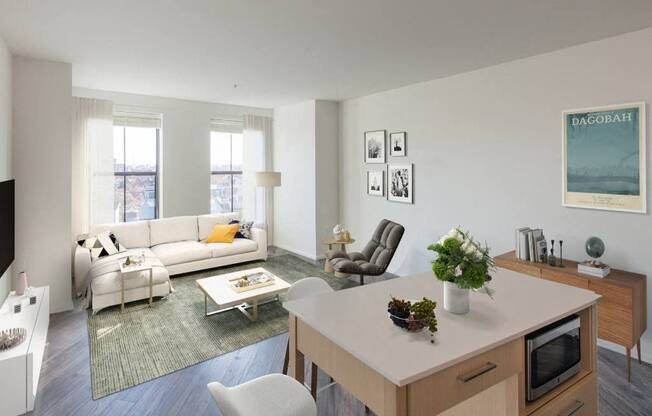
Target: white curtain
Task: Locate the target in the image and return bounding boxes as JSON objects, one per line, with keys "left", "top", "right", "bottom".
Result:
{"left": 71, "top": 97, "right": 114, "bottom": 237}
{"left": 242, "top": 115, "right": 273, "bottom": 239}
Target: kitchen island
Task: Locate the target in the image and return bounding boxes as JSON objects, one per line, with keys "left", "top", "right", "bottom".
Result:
{"left": 283, "top": 267, "right": 600, "bottom": 416}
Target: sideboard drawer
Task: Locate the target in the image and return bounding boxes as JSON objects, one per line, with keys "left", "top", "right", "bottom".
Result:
{"left": 597, "top": 303, "right": 634, "bottom": 346}
{"left": 496, "top": 260, "right": 541, "bottom": 278}
{"left": 407, "top": 338, "right": 522, "bottom": 415}
{"left": 531, "top": 373, "right": 597, "bottom": 416}
{"left": 589, "top": 280, "right": 632, "bottom": 308}
{"left": 541, "top": 269, "right": 589, "bottom": 289}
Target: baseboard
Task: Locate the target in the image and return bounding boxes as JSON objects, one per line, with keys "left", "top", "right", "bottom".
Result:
{"left": 598, "top": 338, "right": 651, "bottom": 364}
{"left": 272, "top": 244, "right": 320, "bottom": 261}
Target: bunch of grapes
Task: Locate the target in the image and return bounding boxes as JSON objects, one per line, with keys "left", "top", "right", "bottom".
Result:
{"left": 388, "top": 297, "right": 411, "bottom": 329}
{"left": 411, "top": 298, "right": 438, "bottom": 334}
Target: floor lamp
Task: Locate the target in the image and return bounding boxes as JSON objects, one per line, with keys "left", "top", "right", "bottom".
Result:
{"left": 255, "top": 171, "right": 281, "bottom": 247}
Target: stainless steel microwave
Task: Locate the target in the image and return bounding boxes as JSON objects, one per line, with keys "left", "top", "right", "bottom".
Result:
{"left": 526, "top": 314, "right": 581, "bottom": 401}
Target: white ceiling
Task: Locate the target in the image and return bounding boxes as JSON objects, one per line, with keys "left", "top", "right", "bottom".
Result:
{"left": 2, "top": 1, "right": 652, "bottom": 108}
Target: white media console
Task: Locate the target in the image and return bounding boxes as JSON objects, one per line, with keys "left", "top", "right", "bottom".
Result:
{"left": 0, "top": 286, "right": 49, "bottom": 415}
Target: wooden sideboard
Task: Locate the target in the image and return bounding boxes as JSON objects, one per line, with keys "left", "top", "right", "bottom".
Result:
{"left": 495, "top": 251, "right": 647, "bottom": 381}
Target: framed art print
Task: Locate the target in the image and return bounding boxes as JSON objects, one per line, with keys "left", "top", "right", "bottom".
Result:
{"left": 364, "top": 130, "right": 386, "bottom": 163}
{"left": 387, "top": 163, "right": 413, "bottom": 204}
{"left": 367, "top": 171, "right": 384, "bottom": 196}
{"left": 389, "top": 132, "right": 406, "bottom": 156}
{"left": 562, "top": 102, "right": 646, "bottom": 213}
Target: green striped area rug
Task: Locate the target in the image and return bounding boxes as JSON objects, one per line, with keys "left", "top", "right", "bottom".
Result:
{"left": 87, "top": 254, "right": 351, "bottom": 399}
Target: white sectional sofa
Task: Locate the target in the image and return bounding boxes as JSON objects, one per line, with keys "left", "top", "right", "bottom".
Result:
{"left": 74, "top": 213, "right": 267, "bottom": 312}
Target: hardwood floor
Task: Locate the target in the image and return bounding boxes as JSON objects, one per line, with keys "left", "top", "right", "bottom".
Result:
{"left": 28, "top": 251, "right": 652, "bottom": 416}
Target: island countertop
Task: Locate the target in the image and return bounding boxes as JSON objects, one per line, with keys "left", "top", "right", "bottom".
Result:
{"left": 283, "top": 267, "right": 601, "bottom": 387}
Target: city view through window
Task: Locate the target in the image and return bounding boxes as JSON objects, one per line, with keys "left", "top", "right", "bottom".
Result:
{"left": 211, "top": 131, "right": 243, "bottom": 214}
{"left": 113, "top": 126, "right": 158, "bottom": 222}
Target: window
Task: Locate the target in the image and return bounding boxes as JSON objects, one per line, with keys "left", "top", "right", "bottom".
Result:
{"left": 113, "top": 125, "right": 159, "bottom": 222}
{"left": 211, "top": 131, "right": 243, "bottom": 213}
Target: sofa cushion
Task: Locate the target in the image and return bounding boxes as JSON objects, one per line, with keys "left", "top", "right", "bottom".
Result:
{"left": 91, "top": 220, "right": 151, "bottom": 248}
{"left": 198, "top": 212, "right": 241, "bottom": 240}
{"left": 206, "top": 238, "right": 258, "bottom": 258}
{"left": 149, "top": 216, "right": 198, "bottom": 246}
{"left": 151, "top": 241, "right": 211, "bottom": 266}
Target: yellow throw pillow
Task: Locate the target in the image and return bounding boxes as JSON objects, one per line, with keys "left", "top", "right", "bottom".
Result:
{"left": 204, "top": 223, "right": 240, "bottom": 243}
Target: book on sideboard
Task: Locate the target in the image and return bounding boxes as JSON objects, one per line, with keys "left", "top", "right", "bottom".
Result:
{"left": 515, "top": 227, "right": 546, "bottom": 263}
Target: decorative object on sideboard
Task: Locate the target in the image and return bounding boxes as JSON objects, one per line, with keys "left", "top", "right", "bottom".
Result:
{"left": 428, "top": 227, "right": 495, "bottom": 314}
{"left": 387, "top": 296, "right": 437, "bottom": 340}
{"left": 389, "top": 132, "right": 406, "bottom": 157}
{"left": 578, "top": 236, "right": 611, "bottom": 277}
{"left": 14, "top": 271, "right": 27, "bottom": 296}
{"left": 558, "top": 240, "right": 564, "bottom": 267}
{"left": 548, "top": 239, "right": 557, "bottom": 267}
{"left": 367, "top": 170, "right": 384, "bottom": 196}
{"left": 0, "top": 328, "right": 26, "bottom": 351}
{"left": 364, "top": 130, "right": 386, "bottom": 164}
{"left": 562, "top": 102, "right": 646, "bottom": 214}
{"left": 387, "top": 163, "right": 413, "bottom": 204}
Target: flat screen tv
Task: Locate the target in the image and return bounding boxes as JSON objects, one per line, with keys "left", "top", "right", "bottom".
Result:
{"left": 0, "top": 179, "right": 15, "bottom": 278}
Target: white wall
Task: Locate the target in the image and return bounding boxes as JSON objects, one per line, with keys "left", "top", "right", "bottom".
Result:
{"left": 314, "top": 101, "right": 339, "bottom": 255}
{"left": 73, "top": 88, "right": 272, "bottom": 217}
{"left": 273, "top": 100, "right": 339, "bottom": 259}
{"left": 339, "top": 27, "right": 652, "bottom": 362}
{"left": 0, "top": 36, "right": 12, "bottom": 304}
{"left": 13, "top": 57, "right": 73, "bottom": 313}
{"left": 273, "top": 101, "right": 317, "bottom": 258}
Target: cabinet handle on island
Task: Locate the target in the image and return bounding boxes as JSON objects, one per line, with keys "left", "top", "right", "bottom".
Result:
{"left": 457, "top": 362, "right": 497, "bottom": 383}
{"left": 559, "top": 400, "right": 584, "bottom": 416}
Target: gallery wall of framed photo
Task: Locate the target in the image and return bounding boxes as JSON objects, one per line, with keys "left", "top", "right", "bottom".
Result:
{"left": 364, "top": 129, "right": 413, "bottom": 204}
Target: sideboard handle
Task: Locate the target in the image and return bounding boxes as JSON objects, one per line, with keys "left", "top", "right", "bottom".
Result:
{"left": 559, "top": 400, "right": 584, "bottom": 416}
{"left": 457, "top": 362, "right": 497, "bottom": 383}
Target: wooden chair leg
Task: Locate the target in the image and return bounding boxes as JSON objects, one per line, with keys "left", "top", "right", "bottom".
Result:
{"left": 637, "top": 340, "right": 642, "bottom": 365}
{"left": 311, "top": 362, "right": 318, "bottom": 399}
{"left": 282, "top": 340, "right": 289, "bottom": 375}
{"left": 626, "top": 347, "right": 632, "bottom": 383}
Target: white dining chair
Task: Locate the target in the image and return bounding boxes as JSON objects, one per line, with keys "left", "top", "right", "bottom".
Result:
{"left": 282, "top": 277, "right": 334, "bottom": 398}
{"left": 207, "top": 374, "right": 317, "bottom": 416}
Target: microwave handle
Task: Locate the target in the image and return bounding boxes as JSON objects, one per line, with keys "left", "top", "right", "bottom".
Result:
{"left": 559, "top": 400, "right": 584, "bottom": 416}
{"left": 457, "top": 362, "right": 497, "bottom": 383}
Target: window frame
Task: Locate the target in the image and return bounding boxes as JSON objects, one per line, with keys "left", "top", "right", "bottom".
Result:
{"left": 210, "top": 131, "right": 243, "bottom": 213}
{"left": 113, "top": 125, "right": 160, "bottom": 222}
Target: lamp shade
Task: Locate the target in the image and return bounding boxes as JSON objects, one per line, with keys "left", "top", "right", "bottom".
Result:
{"left": 255, "top": 171, "right": 281, "bottom": 187}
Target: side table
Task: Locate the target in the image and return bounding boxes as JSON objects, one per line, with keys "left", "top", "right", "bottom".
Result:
{"left": 119, "top": 261, "right": 154, "bottom": 313}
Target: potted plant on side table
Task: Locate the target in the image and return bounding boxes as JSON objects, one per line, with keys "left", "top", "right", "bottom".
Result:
{"left": 427, "top": 227, "right": 494, "bottom": 314}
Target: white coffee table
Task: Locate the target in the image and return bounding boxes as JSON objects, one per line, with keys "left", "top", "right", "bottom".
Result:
{"left": 119, "top": 260, "right": 154, "bottom": 313}
{"left": 196, "top": 267, "right": 291, "bottom": 322}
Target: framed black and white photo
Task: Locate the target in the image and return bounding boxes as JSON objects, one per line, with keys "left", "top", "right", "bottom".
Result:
{"left": 387, "top": 163, "right": 413, "bottom": 204}
{"left": 389, "top": 132, "right": 406, "bottom": 157}
{"left": 364, "top": 130, "right": 386, "bottom": 163}
{"left": 367, "top": 171, "right": 384, "bottom": 196}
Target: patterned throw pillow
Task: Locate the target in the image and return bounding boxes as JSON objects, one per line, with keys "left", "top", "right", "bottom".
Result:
{"left": 77, "top": 232, "right": 126, "bottom": 261}
{"left": 229, "top": 220, "right": 254, "bottom": 239}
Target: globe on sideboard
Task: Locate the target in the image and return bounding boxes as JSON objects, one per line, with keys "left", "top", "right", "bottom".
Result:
{"left": 585, "top": 236, "right": 605, "bottom": 259}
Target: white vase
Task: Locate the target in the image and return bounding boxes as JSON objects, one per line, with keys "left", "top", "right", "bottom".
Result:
{"left": 443, "top": 281, "right": 470, "bottom": 314}
{"left": 15, "top": 271, "right": 28, "bottom": 296}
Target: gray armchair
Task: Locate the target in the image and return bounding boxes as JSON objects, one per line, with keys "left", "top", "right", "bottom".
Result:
{"left": 325, "top": 219, "right": 404, "bottom": 285}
